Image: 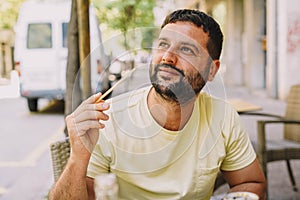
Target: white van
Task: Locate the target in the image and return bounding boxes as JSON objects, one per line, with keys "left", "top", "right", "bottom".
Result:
{"left": 14, "top": 0, "right": 109, "bottom": 112}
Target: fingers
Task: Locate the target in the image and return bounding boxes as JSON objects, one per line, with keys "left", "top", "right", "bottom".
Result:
{"left": 65, "top": 93, "right": 111, "bottom": 158}
{"left": 74, "top": 100, "right": 110, "bottom": 122}
{"left": 75, "top": 120, "right": 105, "bottom": 136}
{"left": 74, "top": 95, "right": 110, "bottom": 133}
{"left": 84, "top": 92, "right": 103, "bottom": 104}
{"left": 75, "top": 110, "right": 109, "bottom": 124}
{"left": 73, "top": 100, "right": 110, "bottom": 116}
{"left": 68, "top": 92, "right": 110, "bottom": 128}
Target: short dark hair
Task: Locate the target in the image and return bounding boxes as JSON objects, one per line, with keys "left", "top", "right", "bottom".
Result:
{"left": 161, "top": 9, "right": 223, "bottom": 60}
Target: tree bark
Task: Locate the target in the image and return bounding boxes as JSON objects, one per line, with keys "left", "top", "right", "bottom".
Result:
{"left": 77, "top": 0, "right": 91, "bottom": 100}
{"left": 65, "top": 0, "right": 82, "bottom": 136}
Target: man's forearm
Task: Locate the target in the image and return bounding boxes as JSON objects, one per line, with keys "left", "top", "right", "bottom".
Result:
{"left": 49, "top": 157, "right": 90, "bottom": 200}
{"left": 223, "top": 159, "right": 267, "bottom": 199}
{"left": 229, "top": 182, "right": 266, "bottom": 200}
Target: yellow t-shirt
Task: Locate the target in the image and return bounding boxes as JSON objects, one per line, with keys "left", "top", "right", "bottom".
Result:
{"left": 87, "top": 86, "right": 256, "bottom": 200}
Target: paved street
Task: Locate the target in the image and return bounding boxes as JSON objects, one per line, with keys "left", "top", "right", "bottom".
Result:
{"left": 0, "top": 97, "right": 65, "bottom": 200}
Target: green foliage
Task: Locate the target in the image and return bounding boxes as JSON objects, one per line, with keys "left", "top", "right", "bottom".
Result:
{"left": 0, "top": 0, "right": 24, "bottom": 29}
{"left": 92, "top": 0, "right": 156, "bottom": 51}
{"left": 93, "top": 0, "right": 155, "bottom": 31}
{"left": 141, "top": 27, "right": 159, "bottom": 51}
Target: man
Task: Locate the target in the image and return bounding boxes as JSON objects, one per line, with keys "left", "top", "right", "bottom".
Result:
{"left": 49, "top": 9, "right": 266, "bottom": 199}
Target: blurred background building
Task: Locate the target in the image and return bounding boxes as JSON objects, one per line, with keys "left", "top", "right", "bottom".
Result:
{"left": 1, "top": 0, "right": 300, "bottom": 100}
{"left": 155, "top": 0, "right": 300, "bottom": 100}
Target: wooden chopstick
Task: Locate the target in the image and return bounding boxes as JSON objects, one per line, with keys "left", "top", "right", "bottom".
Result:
{"left": 95, "top": 68, "right": 136, "bottom": 103}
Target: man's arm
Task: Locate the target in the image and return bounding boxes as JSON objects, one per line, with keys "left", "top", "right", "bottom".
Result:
{"left": 48, "top": 158, "right": 91, "bottom": 199}
{"left": 222, "top": 158, "right": 267, "bottom": 199}
{"left": 49, "top": 93, "right": 110, "bottom": 200}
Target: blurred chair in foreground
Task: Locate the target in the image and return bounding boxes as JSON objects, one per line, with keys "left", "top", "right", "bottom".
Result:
{"left": 50, "top": 138, "right": 70, "bottom": 182}
{"left": 249, "top": 84, "right": 300, "bottom": 194}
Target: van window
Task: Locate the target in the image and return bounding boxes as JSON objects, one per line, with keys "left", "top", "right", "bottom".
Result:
{"left": 62, "top": 22, "right": 68, "bottom": 48}
{"left": 27, "top": 23, "right": 52, "bottom": 49}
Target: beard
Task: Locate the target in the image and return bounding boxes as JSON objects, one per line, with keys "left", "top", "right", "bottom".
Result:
{"left": 150, "top": 63, "right": 208, "bottom": 104}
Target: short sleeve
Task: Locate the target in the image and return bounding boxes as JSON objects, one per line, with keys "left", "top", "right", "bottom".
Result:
{"left": 220, "top": 107, "right": 257, "bottom": 171}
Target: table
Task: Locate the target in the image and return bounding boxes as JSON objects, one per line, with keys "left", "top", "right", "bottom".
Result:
{"left": 228, "top": 99, "right": 262, "bottom": 114}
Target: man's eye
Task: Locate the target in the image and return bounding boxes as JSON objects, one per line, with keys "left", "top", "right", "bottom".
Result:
{"left": 158, "top": 42, "right": 169, "bottom": 49}
{"left": 181, "top": 46, "right": 195, "bottom": 55}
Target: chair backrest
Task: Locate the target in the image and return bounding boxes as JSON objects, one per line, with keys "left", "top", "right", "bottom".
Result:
{"left": 50, "top": 138, "right": 70, "bottom": 182}
{"left": 284, "top": 84, "right": 300, "bottom": 142}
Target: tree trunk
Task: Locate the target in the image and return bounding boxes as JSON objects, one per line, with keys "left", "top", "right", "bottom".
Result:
{"left": 77, "top": 0, "right": 91, "bottom": 100}
{"left": 64, "top": 0, "right": 82, "bottom": 136}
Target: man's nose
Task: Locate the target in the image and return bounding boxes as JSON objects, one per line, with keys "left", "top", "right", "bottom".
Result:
{"left": 162, "top": 50, "right": 177, "bottom": 64}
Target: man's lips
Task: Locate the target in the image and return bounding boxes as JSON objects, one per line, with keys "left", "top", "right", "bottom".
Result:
{"left": 155, "top": 64, "right": 185, "bottom": 78}
{"left": 158, "top": 67, "right": 182, "bottom": 77}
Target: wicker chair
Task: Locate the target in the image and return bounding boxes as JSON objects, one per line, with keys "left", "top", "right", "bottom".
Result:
{"left": 50, "top": 138, "right": 70, "bottom": 182}
{"left": 247, "top": 84, "right": 300, "bottom": 194}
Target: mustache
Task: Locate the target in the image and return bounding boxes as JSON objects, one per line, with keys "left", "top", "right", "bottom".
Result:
{"left": 155, "top": 63, "right": 185, "bottom": 77}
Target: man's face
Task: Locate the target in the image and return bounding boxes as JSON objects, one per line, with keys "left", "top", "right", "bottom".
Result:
{"left": 150, "top": 21, "right": 217, "bottom": 104}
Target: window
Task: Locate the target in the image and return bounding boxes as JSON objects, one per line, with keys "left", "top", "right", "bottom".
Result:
{"left": 27, "top": 23, "right": 52, "bottom": 49}
{"left": 62, "top": 22, "right": 68, "bottom": 48}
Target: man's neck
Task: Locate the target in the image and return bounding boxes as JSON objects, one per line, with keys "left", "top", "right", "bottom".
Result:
{"left": 147, "top": 87, "right": 196, "bottom": 131}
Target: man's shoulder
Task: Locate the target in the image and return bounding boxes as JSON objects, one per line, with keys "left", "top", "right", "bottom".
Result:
{"left": 198, "top": 92, "right": 237, "bottom": 116}
{"left": 198, "top": 92, "right": 227, "bottom": 106}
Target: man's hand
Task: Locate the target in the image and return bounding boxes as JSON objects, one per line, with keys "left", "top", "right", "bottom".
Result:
{"left": 49, "top": 93, "right": 110, "bottom": 200}
{"left": 66, "top": 92, "right": 110, "bottom": 162}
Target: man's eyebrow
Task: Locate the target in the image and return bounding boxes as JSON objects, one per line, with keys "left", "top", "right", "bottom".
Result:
{"left": 158, "top": 37, "right": 168, "bottom": 42}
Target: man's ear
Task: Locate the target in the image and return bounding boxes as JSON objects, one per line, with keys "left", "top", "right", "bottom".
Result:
{"left": 208, "top": 60, "right": 220, "bottom": 81}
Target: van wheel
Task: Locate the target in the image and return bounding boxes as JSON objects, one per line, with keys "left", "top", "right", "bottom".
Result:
{"left": 27, "top": 98, "right": 38, "bottom": 112}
